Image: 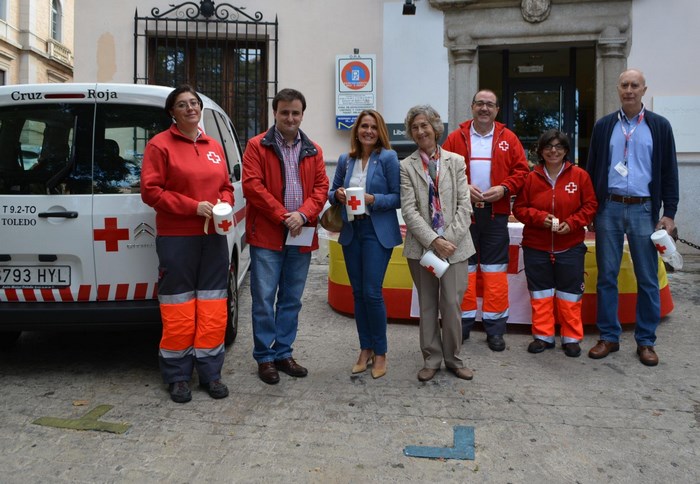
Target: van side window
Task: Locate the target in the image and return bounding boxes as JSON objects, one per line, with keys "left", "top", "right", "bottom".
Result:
{"left": 0, "top": 104, "right": 85, "bottom": 195}
{"left": 94, "top": 104, "right": 171, "bottom": 194}
{"left": 213, "top": 110, "right": 242, "bottom": 181}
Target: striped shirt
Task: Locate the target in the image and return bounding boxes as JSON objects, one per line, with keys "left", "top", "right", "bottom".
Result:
{"left": 274, "top": 127, "right": 304, "bottom": 212}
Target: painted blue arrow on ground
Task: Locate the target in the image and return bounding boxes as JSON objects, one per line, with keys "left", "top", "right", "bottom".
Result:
{"left": 403, "top": 425, "right": 475, "bottom": 460}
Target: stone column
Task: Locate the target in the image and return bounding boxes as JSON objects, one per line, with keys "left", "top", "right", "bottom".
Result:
{"left": 446, "top": 33, "right": 477, "bottom": 131}
{"left": 596, "top": 26, "right": 629, "bottom": 118}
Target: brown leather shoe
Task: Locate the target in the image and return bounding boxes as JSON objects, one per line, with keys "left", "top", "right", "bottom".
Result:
{"left": 274, "top": 357, "right": 308, "bottom": 377}
{"left": 588, "top": 340, "right": 620, "bottom": 359}
{"left": 417, "top": 367, "right": 438, "bottom": 382}
{"left": 258, "top": 361, "right": 280, "bottom": 384}
{"left": 637, "top": 345, "right": 659, "bottom": 366}
{"left": 448, "top": 367, "right": 474, "bottom": 380}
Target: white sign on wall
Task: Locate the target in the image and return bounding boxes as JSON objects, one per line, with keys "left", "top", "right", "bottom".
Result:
{"left": 652, "top": 96, "right": 700, "bottom": 153}
{"left": 335, "top": 54, "right": 376, "bottom": 130}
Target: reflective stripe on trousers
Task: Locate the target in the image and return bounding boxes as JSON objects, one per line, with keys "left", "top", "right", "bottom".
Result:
{"left": 460, "top": 264, "right": 509, "bottom": 334}
{"left": 460, "top": 265, "right": 478, "bottom": 319}
{"left": 156, "top": 235, "right": 229, "bottom": 383}
{"left": 523, "top": 244, "right": 587, "bottom": 344}
{"left": 463, "top": 211, "right": 510, "bottom": 334}
{"left": 529, "top": 290, "right": 583, "bottom": 343}
{"left": 158, "top": 279, "right": 227, "bottom": 353}
{"left": 480, "top": 263, "right": 509, "bottom": 320}
{"left": 530, "top": 288, "right": 555, "bottom": 342}
{"left": 556, "top": 290, "right": 584, "bottom": 343}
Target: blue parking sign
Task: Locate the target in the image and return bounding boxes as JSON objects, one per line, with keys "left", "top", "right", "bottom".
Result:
{"left": 336, "top": 116, "right": 357, "bottom": 130}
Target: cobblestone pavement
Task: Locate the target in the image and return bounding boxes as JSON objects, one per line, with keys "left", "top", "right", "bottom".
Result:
{"left": 0, "top": 255, "right": 699, "bottom": 483}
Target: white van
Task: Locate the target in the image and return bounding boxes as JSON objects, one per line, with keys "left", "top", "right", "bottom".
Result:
{"left": 0, "top": 83, "right": 249, "bottom": 346}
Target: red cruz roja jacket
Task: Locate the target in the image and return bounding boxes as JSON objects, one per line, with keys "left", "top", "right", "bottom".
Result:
{"left": 242, "top": 127, "right": 329, "bottom": 252}
{"left": 141, "top": 124, "right": 234, "bottom": 236}
{"left": 443, "top": 119, "right": 529, "bottom": 215}
{"left": 512, "top": 161, "right": 598, "bottom": 253}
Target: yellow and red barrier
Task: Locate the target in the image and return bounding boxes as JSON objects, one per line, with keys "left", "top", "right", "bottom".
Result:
{"left": 328, "top": 241, "right": 413, "bottom": 319}
{"left": 581, "top": 240, "right": 673, "bottom": 325}
{"left": 326, "top": 223, "right": 673, "bottom": 324}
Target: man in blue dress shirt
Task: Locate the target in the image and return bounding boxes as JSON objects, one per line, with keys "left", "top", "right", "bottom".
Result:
{"left": 586, "top": 68, "right": 679, "bottom": 366}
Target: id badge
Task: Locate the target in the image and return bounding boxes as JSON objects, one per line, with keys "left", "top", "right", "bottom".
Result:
{"left": 614, "top": 161, "right": 628, "bottom": 177}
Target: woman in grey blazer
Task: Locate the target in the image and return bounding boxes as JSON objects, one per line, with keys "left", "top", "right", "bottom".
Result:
{"left": 400, "top": 105, "right": 476, "bottom": 382}
{"left": 329, "top": 110, "right": 402, "bottom": 379}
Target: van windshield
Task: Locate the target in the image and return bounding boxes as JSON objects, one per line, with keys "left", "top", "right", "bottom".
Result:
{"left": 0, "top": 103, "right": 171, "bottom": 195}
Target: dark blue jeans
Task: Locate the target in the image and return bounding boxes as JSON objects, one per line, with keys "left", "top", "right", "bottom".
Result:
{"left": 341, "top": 218, "right": 393, "bottom": 355}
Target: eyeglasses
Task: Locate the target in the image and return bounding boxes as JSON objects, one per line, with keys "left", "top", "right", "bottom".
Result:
{"left": 472, "top": 100, "right": 498, "bottom": 109}
{"left": 544, "top": 144, "right": 566, "bottom": 151}
{"left": 174, "top": 100, "right": 201, "bottom": 110}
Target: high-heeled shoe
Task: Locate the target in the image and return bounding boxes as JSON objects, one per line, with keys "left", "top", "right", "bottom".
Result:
{"left": 351, "top": 352, "right": 374, "bottom": 374}
{"left": 371, "top": 355, "right": 386, "bottom": 379}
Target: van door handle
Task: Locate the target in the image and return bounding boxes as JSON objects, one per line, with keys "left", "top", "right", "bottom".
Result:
{"left": 38, "top": 211, "right": 79, "bottom": 219}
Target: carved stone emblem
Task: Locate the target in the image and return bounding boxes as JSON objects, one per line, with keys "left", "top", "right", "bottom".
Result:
{"left": 521, "top": 0, "right": 551, "bottom": 23}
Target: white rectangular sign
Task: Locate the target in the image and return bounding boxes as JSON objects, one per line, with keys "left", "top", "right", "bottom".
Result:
{"left": 335, "top": 54, "right": 376, "bottom": 130}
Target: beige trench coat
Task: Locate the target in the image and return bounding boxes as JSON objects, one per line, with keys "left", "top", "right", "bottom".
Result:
{"left": 400, "top": 148, "right": 475, "bottom": 262}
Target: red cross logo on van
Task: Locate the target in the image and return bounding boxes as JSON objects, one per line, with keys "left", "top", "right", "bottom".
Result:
{"left": 94, "top": 217, "right": 129, "bottom": 252}
{"left": 565, "top": 182, "right": 578, "bottom": 194}
{"left": 498, "top": 141, "right": 510, "bottom": 151}
{"left": 207, "top": 151, "right": 222, "bottom": 164}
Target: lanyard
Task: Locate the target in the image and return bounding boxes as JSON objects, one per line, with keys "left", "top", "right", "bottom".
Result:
{"left": 618, "top": 108, "right": 645, "bottom": 164}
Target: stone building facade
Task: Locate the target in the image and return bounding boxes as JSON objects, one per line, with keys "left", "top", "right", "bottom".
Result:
{"left": 72, "top": 0, "right": 700, "bottom": 249}
{"left": 0, "top": 0, "right": 74, "bottom": 84}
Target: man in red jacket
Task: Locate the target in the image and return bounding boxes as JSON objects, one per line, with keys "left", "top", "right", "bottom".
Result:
{"left": 242, "top": 88, "right": 329, "bottom": 384}
{"left": 443, "top": 90, "right": 529, "bottom": 351}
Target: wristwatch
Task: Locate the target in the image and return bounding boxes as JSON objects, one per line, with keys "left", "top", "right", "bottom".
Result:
{"left": 501, "top": 185, "right": 510, "bottom": 197}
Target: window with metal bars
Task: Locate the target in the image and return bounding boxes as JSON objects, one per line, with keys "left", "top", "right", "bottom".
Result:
{"left": 134, "top": 3, "right": 278, "bottom": 150}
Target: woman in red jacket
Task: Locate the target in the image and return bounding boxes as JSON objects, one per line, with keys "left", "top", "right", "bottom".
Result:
{"left": 512, "top": 130, "right": 597, "bottom": 357}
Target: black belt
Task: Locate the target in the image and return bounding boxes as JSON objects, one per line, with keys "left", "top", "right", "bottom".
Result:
{"left": 473, "top": 201, "right": 492, "bottom": 209}
{"left": 607, "top": 194, "right": 651, "bottom": 204}
{"left": 353, "top": 214, "right": 369, "bottom": 220}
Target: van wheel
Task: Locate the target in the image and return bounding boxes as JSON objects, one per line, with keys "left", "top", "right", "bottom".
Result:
{"left": 0, "top": 331, "right": 21, "bottom": 349}
{"left": 225, "top": 263, "right": 239, "bottom": 346}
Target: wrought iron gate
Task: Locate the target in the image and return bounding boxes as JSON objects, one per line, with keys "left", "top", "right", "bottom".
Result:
{"left": 134, "top": 1, "right": 278, "bottom": 148}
